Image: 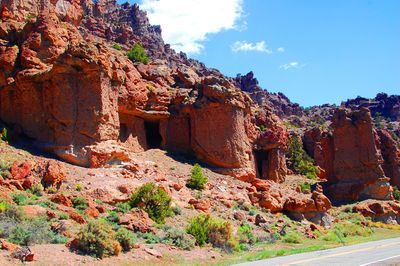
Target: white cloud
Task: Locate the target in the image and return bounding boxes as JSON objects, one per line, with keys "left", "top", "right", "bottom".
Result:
{"left": 277, "top": 47, "right": 285, "bottom": 52}
{"left": 231, "top": 41, "right": 273, "bottom": 53}
{"left": 280, "top": 62, "right": 305, "bottom": 70}
{"left": 139, "top": 0, "right": 244, "bottom": 54}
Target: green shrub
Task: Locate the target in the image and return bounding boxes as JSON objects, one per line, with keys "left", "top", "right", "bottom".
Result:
{"left": 46, "top": 186, "right": 57, "bottom": 194}
{"left": 106, "top": 211, "right": 120, "bottom": 224}
{"left": 58, "top": 212, "right": 69, "bottom": 220}
{"left": 276, "top": 249, "right": 286, "bottom": 256}
{"left": 7, "top": 217, "right": 67, "bottom": 246}
{"left": 186, "top": 163, "right": 208, "bottom": 190}
{"left": 9, "top": 226, "right": 32, "bottom": 246}
{"left": 75, "top": 219, "right": 121, "bottom": 258}
{"left": 0, "top": 202, "right": 6, "bottom": 213}
{"left": 299, "top": 183, "right": 311, "bottom": 193}
{"left": 115, "top": 202, "right": 131, "bottom": 213}
{"left": 112, "top": 43, "right": 122, "bottom": 51}
{"left": 126, "top": 43, "right": 149, "bottom": 64}
{"left": 72, "top": 197, "right": 88, "bottom": 211}
{"left": 139, "top": 231, "right": 164, "bottom": 244}
{"left": 164, "top": 226, "right": 195, "bottom": 250}
{"left": 207, "top": 219, "right": 236, "bottom": 252}
{"left": 39, "top": 199, "right": 57, "bottom": 210}
{"left": 115, "top": 228, "right": 137, "bottom": 252}
{"left": 11, "top": 194, "right": 27, "bottom": 206}
{"left": 283, "top": 231, "right": 303, "bottom": 243}
{"left": 249, "top": 206, "right": 257, "bottom": 216}
{"left": 335, "top": 223, "right": 372, "bottom": 237}
{"left": 322, "top": 232, "right": 340, "bottom": 242}
{"left": 298, "top": 161, "right": 319, "bottom": 180}
{"left": 129, "top": 183, "right": 172, "bottom": 223}
{"left": 237, "top": 224, "right": 255, "bottom": 244}
{"left": 30, "top": 183, "right": 44, "bottom": 196}
{"left": 2, "top": 205, "right": 26, "bottom": 222}
{"left": 75, "top": 184, "right": 82, "bottom": 192}
{"left": 186, "top": 213, "right": 236, "bottom": 252}
{"left": 172, "top": 206, "right": 182, "bottom": 215}
{"left": 393, "top": 186, "right": 400, "bottom": 201}
{"left": 186, "top": 213, "right": 210, "bottom": 246}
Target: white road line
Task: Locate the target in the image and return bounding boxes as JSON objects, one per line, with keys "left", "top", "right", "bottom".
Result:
{"left": 359, "top": 254, "right": 400, "bottom": 266}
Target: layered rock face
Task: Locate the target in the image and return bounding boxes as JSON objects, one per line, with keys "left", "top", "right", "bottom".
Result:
{"left": 327, "top": 108, "right": 392, "bottom": 201}
{"left": 303, "top": 127, "right": 334, "bottom": 180}
{"left": 304, "top": 108, "right": 394, "bottom": 201}
{"left": 0, "top": 0, "right": 286, "bottom": 182}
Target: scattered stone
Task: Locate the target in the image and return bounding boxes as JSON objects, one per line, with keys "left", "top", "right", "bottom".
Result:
{"left": 144, "top": 248, "right": 162, "bottom": 258}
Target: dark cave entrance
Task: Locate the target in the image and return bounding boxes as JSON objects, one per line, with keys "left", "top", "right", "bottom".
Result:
{"left": 144, "top": 120, "right": 162, "bottom": 149}
{"left": 254, "top": 150, "right": 269, "bottom": 179}
{"left": 119, "top": 123, "right": 129, "bottom": 142}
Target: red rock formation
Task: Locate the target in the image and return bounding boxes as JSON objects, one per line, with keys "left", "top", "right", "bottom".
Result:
{"left": 328, "top": 108, "right": 392, "bottom": 201}
{"left": 303, "top": 127, "right": 334, "bottom": 180}
{"left": 353, "top": 200, "right": 400, "bottom": 224}
{"left": 248, "top": 180, "right": 331, "bottom": 226}
{"left": 376, "top": 129, "right": 400, "bottom": 187}
{"left": 0, "top": 0, "right": 287, "bottom": 184}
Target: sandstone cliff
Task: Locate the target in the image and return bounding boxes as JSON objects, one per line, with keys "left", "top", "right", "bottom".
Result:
{"left": 0, "top": 0, "right": 287, "bottom": 183}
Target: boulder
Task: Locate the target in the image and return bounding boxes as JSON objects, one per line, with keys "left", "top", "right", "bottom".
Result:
{"left": 353, "top": 200, "right": 400, "bottom": 224}
{"left": 119, "top": 208, "right": 156, "bottom": 233}
{"left": 10, "top": 161, "right": 31, "bottom": 180}
{"left": 188, "top": 198, "right": 211, "bottom": 212}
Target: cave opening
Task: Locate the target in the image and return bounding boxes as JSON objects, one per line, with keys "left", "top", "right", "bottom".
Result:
{"left": 119, "top": 123, "right": 129, "bottom": 142}
{"left": 254, "top": 150, "right": 269, "bottom": 179}
{"left": 144, "top": 120, "right": 162, "bottom": 149}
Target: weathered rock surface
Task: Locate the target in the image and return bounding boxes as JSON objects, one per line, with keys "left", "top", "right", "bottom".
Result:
{"left": 376, "top": 129, "right": 400, "bottom": 187}
{"left": 248, "top": 180, "right": 331, "bottom": 226}
{"left": 0, "top": 0, "right": 287, "bottom": 183}
{"left": 353, "top": 200, "right": 400, "bottom": 224}
{"left": 326, "top": 108, "right": 393, "bottom": 201}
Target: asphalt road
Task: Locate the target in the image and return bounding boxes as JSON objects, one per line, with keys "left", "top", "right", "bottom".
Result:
{"left": 238, "top": 237, "right": 400, "bottom": 266}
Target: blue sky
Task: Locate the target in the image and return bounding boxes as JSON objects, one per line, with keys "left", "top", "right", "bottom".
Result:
{"left": 117, "top": 0, "right": 399, "bottom": 107}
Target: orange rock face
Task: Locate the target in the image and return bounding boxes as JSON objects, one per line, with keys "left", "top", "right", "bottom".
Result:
{"left": 327, "top": 108, "right": 392, "bottom": 201}
{"left": 0, "top": 2, "right": 289, "bottom": 183}
{"left": 353, "top": 200, "right": 400, "bottom": 224}
{"left": 376, "top": 129, "right": 400, "bottom": 188}
{"left": 189, "top": 198, "right": 211, "bottom": 212}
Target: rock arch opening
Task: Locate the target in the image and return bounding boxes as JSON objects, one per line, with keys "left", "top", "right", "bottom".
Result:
{"left": 144, "top": 120, "right": 162, "bottom": 149}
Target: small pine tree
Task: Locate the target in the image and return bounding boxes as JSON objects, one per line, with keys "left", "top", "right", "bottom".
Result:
{"left": 186, "top": 163, "right": 208, "bottom": 190}
{"left": 129, "top": 183, "right": 172, "bottom": 223}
